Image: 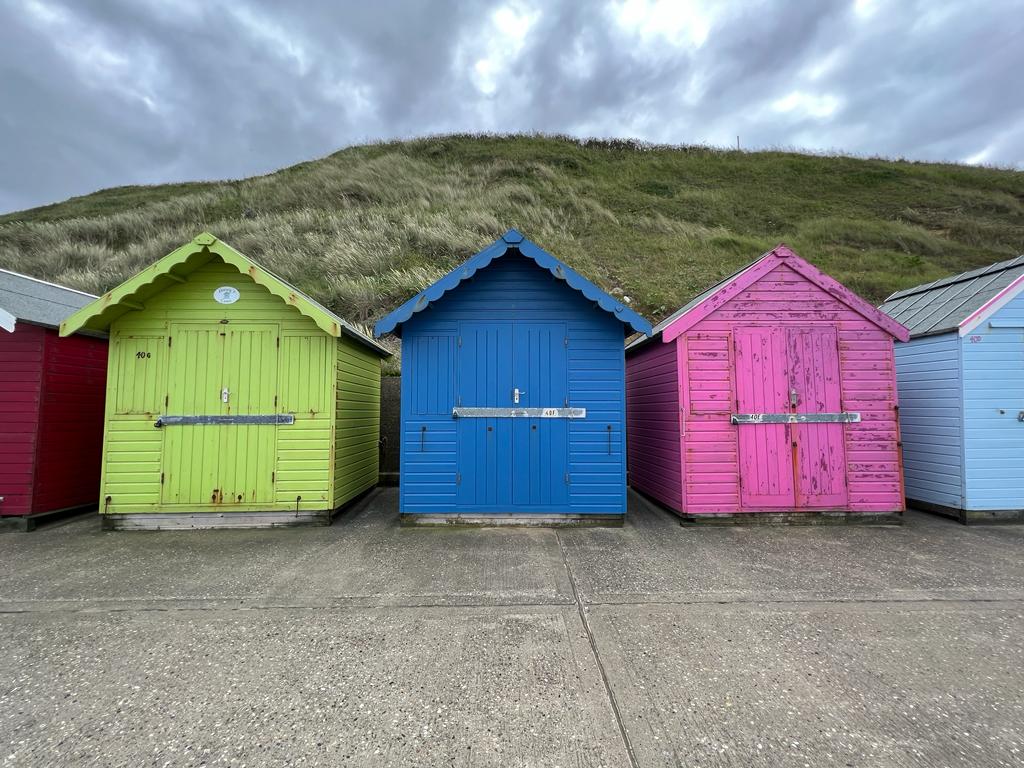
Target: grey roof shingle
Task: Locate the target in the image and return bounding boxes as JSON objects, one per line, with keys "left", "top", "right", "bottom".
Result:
{"left": 0, "top": 269, "right": 97, "bottom": 330}
{"left": 878, "top": 255, "right": 1024, "bottom": 338}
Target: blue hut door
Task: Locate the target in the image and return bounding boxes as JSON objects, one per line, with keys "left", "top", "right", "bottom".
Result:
{"left": 456, "top": 322, "right": 569, "bottom": 510}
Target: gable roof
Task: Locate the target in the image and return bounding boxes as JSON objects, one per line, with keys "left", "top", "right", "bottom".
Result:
{"left": 879, "top": 255, "right": 1024, "bottom": 338}
{"left": 60, "top": 233, "right": 389, "bottom": 357}
{"left": 627, "top": 244, "right": 909, "bottom": 352}
{"left": 374, "top": 229, "right": 652, "bottom": 338}
{"left": 0, "top": 268, "right": 98, "bottom": 333}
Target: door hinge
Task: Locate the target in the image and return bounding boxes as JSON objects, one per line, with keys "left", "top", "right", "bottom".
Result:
{"left": 564, "top": 336, "right": 569, "bottom": 347}
{"left": 274, "top": 395, "right": 278, "bottom": 407}
{"left": 167, "top": 336, "right": 172, "bottom": 348}
{"left": 564, "top": 473, "right": 570, "bottom": 485}
{"left": 456, "top": 473, "right": 461, "bottom": 485}
{"left": 164, "top": 394, "right": 169, "bottom": 407}
{"left": 159, "top": 472, "right": 164, "bottom": 485}
{"left": 271, "top": 471, "right": 275, "bottom": 483}
{"left": 457, "top": 336, "right": 462, "bottom": 348}
{"left": 276, "top": 337, "right": 280, "bottom": 348}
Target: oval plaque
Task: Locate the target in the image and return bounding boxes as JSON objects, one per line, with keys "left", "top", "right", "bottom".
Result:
{"left": 213, "top": 286, "right": 240, "bottom": 305}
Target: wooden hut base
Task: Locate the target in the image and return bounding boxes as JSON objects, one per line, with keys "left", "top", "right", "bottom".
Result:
{"left": 400, "top": 513, "right": 624, "bottom": 528}
{"left": 909, "top": 499, "right": 1024, "bottom": 525}
{"left": 102, "top": 509, "right": 335, "bottom": 530}
{"left": 0, "top": 503, "right": 96, "bottom": 532}
{"left": 677, "top": 511, "right": 903, "bottom": 526}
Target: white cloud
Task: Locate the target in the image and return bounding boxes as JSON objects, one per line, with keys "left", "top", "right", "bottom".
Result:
{"left": 772, "top": 90, "right": 841, "bottom": 119}
{"left": 610, "top": 0, "right": 715, "bottom": 48}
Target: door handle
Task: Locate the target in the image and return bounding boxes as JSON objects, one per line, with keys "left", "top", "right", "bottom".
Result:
{"left": 513, "top": 388, "right": 526, "bottom": 404}
{"left": 221, "top": 387, "right": 230, "bottom": 403}
{"left": 789, "top": 389, "right": 798, "bottom": 408}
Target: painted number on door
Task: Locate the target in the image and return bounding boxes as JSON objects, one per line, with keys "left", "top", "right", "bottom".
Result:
{"left": 136, "top": 351, "right": 151, "bottom": 359}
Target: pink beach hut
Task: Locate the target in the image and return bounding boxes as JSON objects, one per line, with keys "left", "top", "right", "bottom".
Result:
{"left": 625, "top": 245, "right": 909, "bottom": 522}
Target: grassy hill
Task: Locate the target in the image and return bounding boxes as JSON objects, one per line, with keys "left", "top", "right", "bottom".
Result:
{"left": 2, "top": 134, "right": 1022, "bottom": 341}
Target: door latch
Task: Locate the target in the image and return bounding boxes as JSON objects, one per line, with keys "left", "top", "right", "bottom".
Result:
{"left": 513, "top": 388, "right": 526, "bottom": 404}
{"left": 221, "top": 387, "right": 230, "bottom": 403}
{"left": 789, "top": 389, "right": 799, "bottom": 408}
{"left": 1018, "top": 411, "right": 1024, "bottom": 422}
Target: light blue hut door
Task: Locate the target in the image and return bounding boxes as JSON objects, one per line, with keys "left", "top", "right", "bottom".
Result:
{"left": 512, "top": 323, "right": 569, "bottom": 509}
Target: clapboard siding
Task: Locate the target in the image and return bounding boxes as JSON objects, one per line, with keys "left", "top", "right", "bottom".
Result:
{"left": 627, "top": 250, "right": 906, "bottom": 518}
{"left": 333, "top": 334, "right": 381, "bottom": 507}
{"left": 33, "top": 330, "right": 108, "bottom": 513}
{"left": 625, "top": 339, "right": 681, "bottom": 511}
{"left": 0, "top": 324, "right": 44, "bottom": 516}
{"left": 398, "top": 251, "right": 629, "bottom": 515}
{"left": 962, "top": 293, "right": 1024, "bottom": 510}
{"left": 893, "top": 332, "right": 964, "bottom": 509}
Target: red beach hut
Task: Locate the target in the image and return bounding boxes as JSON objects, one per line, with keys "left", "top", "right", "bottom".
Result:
{"left": 625, "top": 245, "right": 909, "bottom": 522}
{"left": 0, "top": 269, "right": 107, "bottom": 530}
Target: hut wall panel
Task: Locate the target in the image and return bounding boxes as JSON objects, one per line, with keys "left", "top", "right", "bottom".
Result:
{"left": 892, "top": 331, "right": 964, "bottom": 509}
{"left": 962, "top": 293, "right": 1024, "bottom": 510}
{"left": 625, "top": 339, "right": 681, "bottom": 512}
{"left": 398, "top": 253, "right": 627, "bottom": 514}
{"left": 333, "top": 334, "right": 382, "bottom": 507}
{"left": 32, "top": 330, "right": 108, "bottom": 513}
{"left": 276, "top": 334, "right": 333, "bottom": 507}
{"left": 0, "top": 324, "right": 44, "bottom": 516}
{"left": 682, "top": 262, "right": 903, "bottom": 513}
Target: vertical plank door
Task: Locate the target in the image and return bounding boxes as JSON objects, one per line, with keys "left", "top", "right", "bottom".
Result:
{"left": 456, "top": 323, "right": 514, "bottom": 508}
{"left": 734, "top": 328, "right": 796, "bottom": 508}
{"left": 219, "top": 324, "right": 279, "bottom": 505}
{"left": 788, "top": 328, "right": 848, "bottom": 508}
{"left": 162, "top": 325, "right": 223, "bottom": 505}
{"left": 511, "top": 323, "right": 569, "bottom": 509}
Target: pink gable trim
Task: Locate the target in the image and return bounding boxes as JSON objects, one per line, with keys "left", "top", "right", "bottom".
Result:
{"left": 662, "top": 244, "right": 910, "bottom": 343}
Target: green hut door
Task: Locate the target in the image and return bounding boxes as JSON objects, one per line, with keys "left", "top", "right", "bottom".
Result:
{"left": 162, "top": 323, "right": 279, "bottom": 506}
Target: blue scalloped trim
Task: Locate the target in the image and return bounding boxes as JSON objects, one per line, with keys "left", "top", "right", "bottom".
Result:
{"left": 374, "top": 230, "right": 652, "bottom": 337}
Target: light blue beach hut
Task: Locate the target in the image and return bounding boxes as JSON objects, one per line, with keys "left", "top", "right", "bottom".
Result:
{"left": 880, "top": 256, "right": 1024, "bottom": 523}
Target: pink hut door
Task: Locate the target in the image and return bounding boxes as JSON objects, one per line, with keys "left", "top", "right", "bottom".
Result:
{"left": 789, "top": 328, "right": 848, "bottom": 508}
{"left": 734, "top": 326, "right": 848, "bottom": 510}
{"left": 734, "top": 328, "right": 795, "bottom": 508}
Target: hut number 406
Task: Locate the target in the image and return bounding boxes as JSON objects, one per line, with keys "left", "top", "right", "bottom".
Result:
{"left": 135, "top": 351, "right": 151, "bottom": 359}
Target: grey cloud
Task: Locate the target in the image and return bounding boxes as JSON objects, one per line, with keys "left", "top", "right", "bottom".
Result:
{"left": 0, "top": 0, "right": 1021, "bottom": 213}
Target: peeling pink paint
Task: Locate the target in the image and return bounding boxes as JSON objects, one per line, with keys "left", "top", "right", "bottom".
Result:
{"left": 626, "top": 245, "right": 908, "bottom": 517}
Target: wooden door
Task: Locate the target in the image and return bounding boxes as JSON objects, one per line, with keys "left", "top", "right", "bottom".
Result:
{"left": 162, "top": 325, "right": 223, "bottom": 505}
{"left": 734, "top": 328, "right": 795, "bottom": 508}
{"left": 456, "top": 323, "right": 514, "bottom": 508}
{"left": 511, "top": 322, "right": 569, "bottom": 509}
{"left": 218, "top": 325, "right": 278, "bottom": 505}
{"left": 789, "top": 328, "right": 848, "bottom": 508}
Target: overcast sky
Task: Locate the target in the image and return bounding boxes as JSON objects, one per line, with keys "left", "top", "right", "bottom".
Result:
{"left": 1, "top": 0, "right": 1021, "bottom": 214}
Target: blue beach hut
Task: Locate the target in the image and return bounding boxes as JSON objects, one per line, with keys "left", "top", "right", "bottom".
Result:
{"left": 880, "top": 256, "right": 1024, "bottom": 523}
{"left": 374, "top": 229, "right": 652, "bottom": 524}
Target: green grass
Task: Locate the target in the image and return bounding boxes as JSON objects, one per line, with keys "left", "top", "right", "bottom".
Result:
{"left": 2, "top": 133, "right": 1022, "bottom": 336}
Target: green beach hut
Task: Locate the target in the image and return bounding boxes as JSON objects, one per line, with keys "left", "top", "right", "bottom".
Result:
{"left": 61, "top": 233, "right": 389, "bottom": 529}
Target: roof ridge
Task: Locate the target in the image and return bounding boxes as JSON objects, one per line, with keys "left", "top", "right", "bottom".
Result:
{"left": 885, "top": 254, "right": 1024, "bottom": 302}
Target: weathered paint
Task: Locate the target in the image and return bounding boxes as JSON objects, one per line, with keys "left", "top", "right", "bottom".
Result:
{"left": 627, "top": 245, "right": 907, "bottom": 518}
{"left": 69, "top": 237, "right": 386, "bottom": 526}
{"left": 0, "top": 323, "right": 106, "bottom": 518}
{"left": 379, "top": 231, "right": 651, "bottom": 519}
